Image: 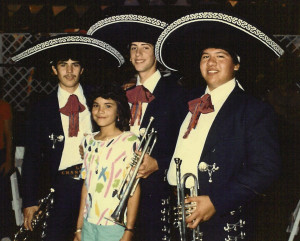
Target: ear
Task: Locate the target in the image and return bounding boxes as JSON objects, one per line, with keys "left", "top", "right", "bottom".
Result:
{"left": 234, "top": 64, "right": 240, "bottom": 71}
{"left": 52, "top": 66, "right": 58, "bottom": 75}
{"left": 80, "top": 68, "right": 84, "bottom": 75}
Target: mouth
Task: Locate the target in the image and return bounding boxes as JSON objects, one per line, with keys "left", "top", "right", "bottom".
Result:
{"left": 134, "top": 59, "right": 145, "bottom": 64}
{"left": 95, "top": 116, "right": 105, "bottom": 119}
{"left": 64, "top": 75, "right": 76, "bottom": 80}
{"left": 207, "top": 70, "right": 218, "bottom": 74}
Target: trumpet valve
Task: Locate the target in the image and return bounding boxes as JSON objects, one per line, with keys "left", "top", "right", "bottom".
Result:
{"left": 130, "top": 154, "right": 139, "bottom": 166}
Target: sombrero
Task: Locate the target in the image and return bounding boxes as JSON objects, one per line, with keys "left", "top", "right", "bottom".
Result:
{"left": 11, "top": 34, "right": 125, "bottom": 68}
{"left": 155, "top": 11, "right": 285, "bottom": 72}
{"left": 87, "top": 14, "right": 168, "bottom": 56}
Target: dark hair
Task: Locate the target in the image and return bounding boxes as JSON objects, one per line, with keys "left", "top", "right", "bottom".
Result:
{"left": 88, "top": 82, "right": 131, "bottom": 132}
{"left": 50, "top": 50, "right": 86, "bottom": 69}
{"left": 200, "top": 47, "right": 240, "bottom": 65}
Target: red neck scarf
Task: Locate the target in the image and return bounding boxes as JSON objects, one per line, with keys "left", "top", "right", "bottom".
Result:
{"left": 183, "top": 93, "right": 214, "bottom": 139}
{"left": 59, "top": 94, "right": 86, "bottom": 137}
{"left": 126, "top": 85, "right": 155, "bottom": 126}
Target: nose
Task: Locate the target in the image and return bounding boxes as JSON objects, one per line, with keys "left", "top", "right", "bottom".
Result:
{"left": 94, "top": 106, "right": 104, "bottom": 116}
{"left": 135, "top": 47, "right": 141, "bottom": 56}
{"left": 99, "top": 106, "right": 105, "bottom": 114}
{"left": 66, "top": 64, "right": 73, "bottom": 73}
{"left": 96, "top": 106, "right": 103, "bottom": 113}
{"left": 207, "top": 57, "right": 216, "bottom": 66}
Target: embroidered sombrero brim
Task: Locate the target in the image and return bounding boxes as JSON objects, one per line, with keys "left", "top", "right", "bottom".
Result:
{"left": 87, "top": 14, "right": 168, "bottom": 56}
{"left": 155, "top": 11, "right": 285, "bottom": 72}
{"left": 11, "top": 34, "right": 125, "bottom": 68}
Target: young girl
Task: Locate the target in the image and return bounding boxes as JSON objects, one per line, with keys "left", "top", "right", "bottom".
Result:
{"left": 74, "top": 83, "right": 140, "bottom": 241}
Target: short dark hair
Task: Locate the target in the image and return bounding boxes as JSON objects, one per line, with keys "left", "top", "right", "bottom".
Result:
{"left": 200, "top": 47, "right": 240, "bottom": 65}
{"left": 50, "top": 50, "right": 86, "bottom": 69}
{"left": 88, "top": 82, "right": 131, "bottom": 132}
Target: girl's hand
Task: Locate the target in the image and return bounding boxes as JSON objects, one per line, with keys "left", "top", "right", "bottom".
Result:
{"left": 73, "top": 231, "right": 81, "bottom": 241}
{"left": 120, "top": 229, "right": 134, "bottom": 241}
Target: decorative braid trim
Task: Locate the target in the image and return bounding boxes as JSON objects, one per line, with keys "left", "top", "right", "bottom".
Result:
{"left": 155, "top": 12, "right": 285, "bottom": 70}
{"left": 12, "top": 35, "right": 125, "bottom": 67}
{"left": 87, "top": 14, "right": 168, "bottom": 35}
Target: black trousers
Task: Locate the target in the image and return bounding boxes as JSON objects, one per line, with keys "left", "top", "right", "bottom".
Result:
{"left": 135, "top": 179, "right": 171, "bottom": 241}
{"left": 44, "top": 175, "right": 83, "bottom": 241}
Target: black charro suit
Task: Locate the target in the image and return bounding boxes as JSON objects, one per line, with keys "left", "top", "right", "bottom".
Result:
{"left": 22, "top": 86, "right": 91, "bottom": 241}
{"left": 131, "top": 73, "right": 188, "bottom": 241}
{"left": 185, "top": 84, "right": 281, "bottom": 241}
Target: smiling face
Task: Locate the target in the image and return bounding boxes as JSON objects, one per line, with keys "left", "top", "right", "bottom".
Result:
{"left": 130, "top": 42, "right": 157, "bottom": 82}
{"left": 200, "top": 48, "right": 240, "bottom": 91}
{"left": 52, "top": 59, "right": 84, "bottom": 93}
{"left": 92, "top": 97, "right": 118, "bottom": 130}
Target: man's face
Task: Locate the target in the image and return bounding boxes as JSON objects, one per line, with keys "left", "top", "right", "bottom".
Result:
{"left": 200, "top": 48, "right": 240, "bottom": 91}
{"left": 130, "top": 42, "right": 157, "bottom": 76}
{"left": 52, "top": 59, "right": 84, "bottom": 93}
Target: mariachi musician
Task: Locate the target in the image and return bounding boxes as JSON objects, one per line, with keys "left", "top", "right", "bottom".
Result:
{"left": 12, "top": 34, "right": 124, "bottom": 241}
{"left": 87, "top": 12, "right": 189, "bottom": 241}
{"left": 156, "top": 11, "right": 283, "bottom": 241}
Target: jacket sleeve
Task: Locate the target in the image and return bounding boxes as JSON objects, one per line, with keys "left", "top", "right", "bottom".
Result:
{"left": 22, "top": 100, "right": 44, "bottom": 208}
{"left": 150, "top": 81, "right": 189, "bottom": 182}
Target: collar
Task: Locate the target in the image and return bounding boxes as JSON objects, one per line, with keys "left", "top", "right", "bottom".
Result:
{"left": 58, "top": 84, "right": 85, "bottom": 108}
{"left": 206, "top": 78, "right": 236, "bottom": 106}
{"left": 136, "top": 70, "right": 161, "bottom": 93}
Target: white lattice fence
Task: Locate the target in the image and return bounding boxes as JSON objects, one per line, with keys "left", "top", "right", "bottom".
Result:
{"left": 0, "top": 33, "right": 59, "bottom": 111}
{"left": 0, "top": 33, "right": 300, "bottom": 111}
{"left": 274, "top": 35, "right": 300, "bottom": 56}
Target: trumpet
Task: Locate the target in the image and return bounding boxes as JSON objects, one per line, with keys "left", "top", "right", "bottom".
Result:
{"left": 174, "top": 158, "right": 203, "bottom": 241}
{"left": 106, "top": 116, "right": 157, "bottom": 226}
{"left": 14, "top": 188, "right": 55, "bottom": 241}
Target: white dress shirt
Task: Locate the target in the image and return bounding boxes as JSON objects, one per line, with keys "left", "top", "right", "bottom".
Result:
{"left": 130, "top": 70, "right": 161, "bottom": 137}
{"left": 57, "top": 84, "right": 92, "bottom": 170}
{"left": 167, "top": 79, "right": 238, "bottom": 188}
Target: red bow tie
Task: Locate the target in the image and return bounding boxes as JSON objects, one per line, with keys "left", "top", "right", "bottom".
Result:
{"left": 60, "top": 94, "right": 86, "bottom": 137}
{"left": 183, "top": 93, "right": 214, "bottom": 139}
{"left": 126, "top": 85, "right": 155, "bottom": 126}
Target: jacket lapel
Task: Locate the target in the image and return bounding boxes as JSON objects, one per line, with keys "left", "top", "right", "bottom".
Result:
{"left": 47, "top": 90, "right": 64, "bottom": 135}
{"left": 140, "top": 76, "right": 165, "bottom": 128}
{"left": 200, "top": 85, "right": 243, "bottom": 161}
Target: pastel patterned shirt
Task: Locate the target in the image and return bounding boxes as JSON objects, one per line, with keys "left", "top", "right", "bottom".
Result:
{"left": 80, "top": 131, "right": 139, "bottom": 225}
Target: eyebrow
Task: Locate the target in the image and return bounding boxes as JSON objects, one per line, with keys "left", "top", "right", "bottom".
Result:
{"left": 130, "top": 43, "right": 152, "bottom": 47}
{"left": 202, "top": 51, "right": 230, "bottom": 55}
{"left": 93, "top": 100, "right": 115, "bottom": 105}
{"left": 57, "top": 60, "right": 80, "bottom": 64}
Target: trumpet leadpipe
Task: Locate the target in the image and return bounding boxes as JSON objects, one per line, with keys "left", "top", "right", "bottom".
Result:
{"left": 174, "top": 158, "right": 203, "bottom": 241}
{"left": 106, "top": 117, "right": 157, "bottom": 226}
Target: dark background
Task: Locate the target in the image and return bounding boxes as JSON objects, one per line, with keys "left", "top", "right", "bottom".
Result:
{"left": 0, "top": 1, "right": 299, "bottom": 240}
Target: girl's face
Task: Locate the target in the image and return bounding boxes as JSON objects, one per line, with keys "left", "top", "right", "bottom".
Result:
{"left": 92, "top": 97, "right": 118, "bottom": 129}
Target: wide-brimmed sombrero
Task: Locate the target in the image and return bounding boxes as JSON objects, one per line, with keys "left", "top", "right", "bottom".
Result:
{"left": 87, "top": 14, "right": 168, "bottom": 56}
{"left": 11, "top": 34, "right": 125, "bottom": 68}
{"left": 155, "top": 11, "right": 285, "bottom": 72}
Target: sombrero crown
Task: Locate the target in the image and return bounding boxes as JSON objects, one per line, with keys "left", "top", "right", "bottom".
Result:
{"left": 87, "top": 14, "right": 168, "bottom": 56}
